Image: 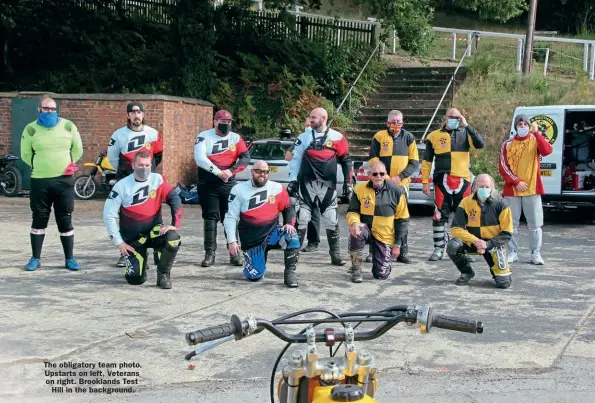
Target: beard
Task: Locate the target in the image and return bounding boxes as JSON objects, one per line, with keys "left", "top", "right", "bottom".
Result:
{"left": 252, "top": 176, "right": 267, "bottom": 187}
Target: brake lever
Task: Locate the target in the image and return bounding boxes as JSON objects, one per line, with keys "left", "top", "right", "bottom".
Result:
{"left": 185, "top": 335, "right": 235, "bottom": 361}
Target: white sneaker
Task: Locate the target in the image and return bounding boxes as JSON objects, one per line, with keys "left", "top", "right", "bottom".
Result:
{"left": 507, "top": 250, "right": 518, "bottom": 264}
{"left": 530, "top": 250, "right": 544, "bottom": 265}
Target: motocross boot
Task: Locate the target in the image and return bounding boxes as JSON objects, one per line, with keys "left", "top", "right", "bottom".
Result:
{"left": 349, "top": 247, "right": 364, "bottom": 283}
{"left": 365, "top": 243, "right": 373, "bottom": 263}
{"left": 229, "top": 230, "right": 244, "bottom": 266}
{"left": 396, "top": 234, "right": 411, "bottom": 264}
{"left": 283, "top": 249, "right": 299, "bottom": 288}
{"left": 447, "top": 239, "right": 475, "bottom": 285}
{"left": 156, "top": 234, "right": 181, "bottom": 289}
{"left": 201, "top": 219, "right": 217, "bottom": 267}
{"left": 327, "top": 227, "right": 346, "bottom": 266}
{"left": 296, "top": 228, "right": 307, "bottom": 262}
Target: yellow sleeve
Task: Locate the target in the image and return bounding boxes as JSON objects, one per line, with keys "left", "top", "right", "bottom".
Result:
{"left": 420, "top": 136, "right": 434, "bottom": 184}
{"left": 394, "top": 193, "right": 410, "bottom": 220}
{"left": 499, "top": 206, "right": 513, "bottom": 233}
{"left": 346, "top": 186, "right": 362, "bottom": 226}
{"left": 20, "top": 125, "right": 33, "bottom": 167}
{"left": 408, "top": 140, "right": 419, "bottom": 162}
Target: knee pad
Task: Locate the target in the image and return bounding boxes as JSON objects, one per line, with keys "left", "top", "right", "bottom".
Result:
{"left": 446, "top": 239, "right": 464, "bottom": 257}
{"left": 32, "top": 212, "right": 50, "bottom": 230}
{"left": 243, "top": 245, "right": 266, "bottom": 281}
{"left": 125, "top": 267, "right": 147, "bottom": 285}
{"left": 56, "top": 213, "right": 73, "bottom": 233}
{"left": 281, "top": 233, "right": 300, "bottom": 250}
{"left": 164, "top": 230, "right": 182, "bottom": 251}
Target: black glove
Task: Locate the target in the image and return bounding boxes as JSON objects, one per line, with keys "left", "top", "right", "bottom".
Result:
{"left": 343, "top": 182, "right": 353, "bottom": 198}
{"left": 287, "top": 181, "right": 299, "bottom": 198}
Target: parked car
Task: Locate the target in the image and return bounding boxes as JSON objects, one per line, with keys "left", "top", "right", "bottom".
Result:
{"left": 235, "top": 137, "right": 355, "bottom": 204}
{"left": 355, "top": 142, "right": 475, "bottom": 207}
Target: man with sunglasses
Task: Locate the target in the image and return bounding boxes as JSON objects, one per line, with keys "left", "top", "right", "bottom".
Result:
{"left": 421, "top": 108, "right": 484, "bottom": 261}
{"left": 224, "top": 160, "right": 300, "bottom": 287}
{"left": 346, "top": 161, "right": 409, "bottom": 283}
{"left": 287, "top": 107, "right": 354, "bottom": 266}
{"left": 194, "top": 109, "right": 251, "bottom": 268}
{"left": 21, "top": 95, "right": 84, "bottom": 271}
{"left": 368, "top": 110, "right": 419, "bottom": 264}
{"left": 107, "top": 101, "right": 164, "bottom": 268}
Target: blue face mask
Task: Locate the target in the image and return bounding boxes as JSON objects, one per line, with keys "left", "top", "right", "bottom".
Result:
{"left": 477, "top": 188, "right": 491, "bottom": 201}
{"left": 447, "top": 119, "right": 460, "bottom": 130}
{"left": 37, "top": 112, "right": 60, "bottom": 128}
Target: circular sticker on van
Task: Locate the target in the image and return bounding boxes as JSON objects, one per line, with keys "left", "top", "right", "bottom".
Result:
{"left": 529, "top": 115, "right": 558, "bottom": 145}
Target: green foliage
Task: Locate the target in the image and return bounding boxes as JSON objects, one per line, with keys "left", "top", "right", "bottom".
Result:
{"left": 447, "top": 0, "right": 528, "bottom": 22}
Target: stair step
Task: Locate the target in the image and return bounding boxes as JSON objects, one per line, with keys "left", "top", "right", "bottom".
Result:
{"left": 355, "top": 114, "right": 438, "bottom": 124}
{"left": 351, "top": 122, "right": 440, "bottom": 131}
{"left": 369, "top": 90, "right": 451, "bottom": 99}
{"left": 359, "top": 107, "right": 448, "bottom": 115}
{"left": 378, "top": 82, "right": 452, "bottom": 90}
{"left": 365, "top": 99, "right": 450, "bottom": 108}
{"left": 372, "top": 87, "right": 450, "bottom": 95}
{"left": 385, "top": 66, "right": 465, "bottom": 74}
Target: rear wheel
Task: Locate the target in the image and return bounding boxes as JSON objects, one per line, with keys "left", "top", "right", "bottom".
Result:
{"left": 1, "top": 166, "right": 22, "bottom": 197}
{"left": 74, "top": 175, "right": 97, "bottom": 200}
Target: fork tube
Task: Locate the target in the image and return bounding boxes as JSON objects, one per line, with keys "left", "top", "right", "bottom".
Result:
{"left": 285, "top": 374, "right": 299, "bottom": 403}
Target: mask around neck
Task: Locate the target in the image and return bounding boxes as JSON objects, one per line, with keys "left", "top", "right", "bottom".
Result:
{"left": 38, "top": 112, "right": 60, "bottom": 128}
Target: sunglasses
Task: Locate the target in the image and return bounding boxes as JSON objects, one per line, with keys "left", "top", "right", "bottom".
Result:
{"left": 372, "top": 172, "right": 386, "bottom": 177}
{"left": 446, "top": 116, "right": 460, "bottom": 120}
{"left": 41, "top": 107, "right": 57, "bottom": 112}
{"left": 253, "top": 169, "right": 269, "bottom": 175}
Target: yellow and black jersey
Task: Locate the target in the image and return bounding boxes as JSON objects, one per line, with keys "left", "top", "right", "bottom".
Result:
{"left": 421, "top": 125, "right": 484, "bottom": 183}
{"left": 368, "top": 129, "right": 419, "bottom": 188}
{"left": 346, "top": 181, "right": 409, "bottom": 245}
{"left": 451, "top": 194, "right": 513, "bottom": 249}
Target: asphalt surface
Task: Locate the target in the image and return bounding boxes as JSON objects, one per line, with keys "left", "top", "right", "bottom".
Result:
{"left": 1, "top": 196, "right": 595, "bottom": 402}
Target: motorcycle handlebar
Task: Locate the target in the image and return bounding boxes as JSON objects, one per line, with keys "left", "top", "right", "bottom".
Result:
{"left": 186, "top": 315, "right": 246, "bottom": 345}
{"left": 429, "top": 314, "right": 483, "bottom": 334}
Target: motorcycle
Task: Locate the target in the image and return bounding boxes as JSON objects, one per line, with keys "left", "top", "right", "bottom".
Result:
{"left": 74, "top": 151, "right": 117, "bottom": 200}
{"left": 0, "top": 154, "right": 22, "bottom": 197}
{"left": 184, "top": 303, "right": 483, "bottom": 403}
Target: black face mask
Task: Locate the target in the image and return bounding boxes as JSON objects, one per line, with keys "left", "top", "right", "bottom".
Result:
{"left": 217, "top": 123, "right": 230, "bottom": 135}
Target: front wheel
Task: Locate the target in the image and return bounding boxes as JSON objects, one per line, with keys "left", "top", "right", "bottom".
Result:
{"left": 0, "top": 166, "right": 22, "bottom": 197}
{"left": 74, "top": 175, "right": 97, "bottom": 200}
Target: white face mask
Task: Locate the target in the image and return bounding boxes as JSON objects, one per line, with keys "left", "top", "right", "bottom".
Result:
{"left": 517, "top": 127, "right": 530, "bottom": 137}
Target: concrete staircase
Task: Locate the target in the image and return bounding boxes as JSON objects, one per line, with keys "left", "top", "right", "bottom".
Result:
{"left": 348, "top": 66, "right": 468, "bottom": 160}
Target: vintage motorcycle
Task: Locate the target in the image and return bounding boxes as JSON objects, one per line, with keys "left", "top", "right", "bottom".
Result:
{"left": 74, "top": 150, "right": 117, "bottom": 200}
{"left": 0, "top": 154, "right": 22, "bottom": 197}
{"left": 184, "top": 303, "right": 483, "bottom": 403}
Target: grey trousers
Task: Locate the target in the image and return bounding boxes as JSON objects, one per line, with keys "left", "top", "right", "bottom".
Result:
{"left": 505, "top": 195, "right": 544, "bottom": 252}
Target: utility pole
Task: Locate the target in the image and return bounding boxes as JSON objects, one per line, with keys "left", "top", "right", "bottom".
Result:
{"left": 522, "top": 0, "right": 538, "bottom": 73}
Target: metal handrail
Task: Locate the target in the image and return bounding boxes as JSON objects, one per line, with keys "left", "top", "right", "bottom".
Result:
{"left": 420, "top": 32, "right": 479, "bottom": 142}
{"left": 330, "top": 41, "right": 382, "bottom": 126}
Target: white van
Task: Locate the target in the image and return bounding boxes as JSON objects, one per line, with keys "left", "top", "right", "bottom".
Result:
{"left": 510, "top": 105, "right": 595, "bottom": 207}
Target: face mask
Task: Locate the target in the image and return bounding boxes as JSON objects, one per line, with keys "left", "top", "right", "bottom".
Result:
{"left": 134, "top": 167, "right": 151, "bottom": 181}
{"left": 446, "top": 119, "right": 459, "bottom": 130}
{"left": 217, "top": 123, "right": 230, "bottom": 135}
{"left": 477, "top": 188, "right": 491, "bottom": 201}
{"left": 517, "top": 127, "right": 529, "bottom": 137}
{"left": 388, "top": 123, "right": 403, "bottom": 133}
{"left": 37, "top": 112, "right": 60, "bottom": 128}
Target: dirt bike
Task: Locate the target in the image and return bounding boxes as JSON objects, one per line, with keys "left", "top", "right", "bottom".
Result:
{"left": 184, "top": 303, "right": 483, "bottom": 403}
{"left": 0, "top": 154, "right": 22, "bottom": 197}
{"left": 74, "top": 151, "right": 117, "bottom": 200}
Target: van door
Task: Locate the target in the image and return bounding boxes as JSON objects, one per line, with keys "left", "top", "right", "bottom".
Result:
{"left": 510, "top": 107, "right": 564, "bottom": 195}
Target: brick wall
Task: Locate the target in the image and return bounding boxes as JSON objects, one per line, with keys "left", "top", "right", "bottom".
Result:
{"left": 0, "top": 93, "right": 213, "bottom": 185}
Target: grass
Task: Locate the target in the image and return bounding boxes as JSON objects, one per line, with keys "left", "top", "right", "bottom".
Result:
{"left": 452, "top": 54, "right": 595, "bottom": 187}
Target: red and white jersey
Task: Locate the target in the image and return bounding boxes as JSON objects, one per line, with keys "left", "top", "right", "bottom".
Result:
{"left": 223, "top": 180, "right": 296, "bottom": 249}
{"left": 103, "top": 173, "right": 182, "bottom": 245}
{"left": 193, "top": 128, "right": 250, "bottom": 184}
{"left": 288, "top": 128, "right": 352, "bottom": 190}
{"left": 107, "top": 125, "right": 163, "bottom": 175}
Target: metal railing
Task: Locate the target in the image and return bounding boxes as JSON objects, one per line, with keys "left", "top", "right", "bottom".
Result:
{"left": 420, "top": 32, "right": 479, "bottom": 142}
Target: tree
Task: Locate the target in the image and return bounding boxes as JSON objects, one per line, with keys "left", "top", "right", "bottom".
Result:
{"left": 445, "top": 0, "right": 529, "bottom": 22}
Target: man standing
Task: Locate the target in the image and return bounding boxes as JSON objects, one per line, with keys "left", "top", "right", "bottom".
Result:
{"left": 224, "top": 160, "right": 300, "bottom": 287}
{"left": 346, "top": 161, "right": 409, "bottom": 283}
{"left": 421, "top": 108, "right": 484, "bottom": 261}
{"left": 21, "top": 95, "right": 84, "bottom": 271}
{"left": 288, "top": 107, "right": 354, "bottom": 266}
{"left": 447, "top": 174, "right": 513, "bottom": 289}
{"left": 499, "top": 115, "right": 553, "bottom": 265}
{"left": 368, "top": 109, "right": 418, "bottom": 264}
{"left": 194, "top": 109, "right": 250, "bottom": 267}
{"left": 103, "top": 151, "right": 182, "bottom": 289}
{"left": 107, "top": 101, "right": 163, "bottom": 268}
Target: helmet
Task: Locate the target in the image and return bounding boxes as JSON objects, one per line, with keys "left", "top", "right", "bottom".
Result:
{"left": 280, "top": 128, "right": 292, "bottom": 138}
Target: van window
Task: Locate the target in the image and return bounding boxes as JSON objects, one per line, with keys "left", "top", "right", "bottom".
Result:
{"left": 562, "top": 111, "right": 595, "bottom": 192}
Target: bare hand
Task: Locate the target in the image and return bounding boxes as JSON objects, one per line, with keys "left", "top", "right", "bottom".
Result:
{"left": 350, "top": 223, "right": 361, "bottom": 237}
{"left": 422, "top": 183, "right": 431, "bottom": 196}
{"left": 284, "top": 151, "right": 293, "bottom": 161}
{"left": 159, "top": 225, "right": 176, "bottom": 236}
{"left": 390, "top": 176, "right": 401, "bottom": 186}
{"left": 117, "top": 242, "right": 136, "bottom": 256}
{"left": 516, "top": 181, "right": 529, "bottom": 192}
{"left": 459, "top": 115, "right": 468, "bottom": 128}
{"left": 477, "top": 248, "right": 486, "bottom": 255}
{"left": 530, "top": 122, "right": 539, "bottom": 132}
{"left": 392, "top": 245, "right": 400, "bottom": 258}
{"left": 282, "top": 224, "right": 296, "bottom": 235}
{"left": 474, "top": 239, "right": 487, "bottom": 250}
{"left": 228, "top": 242, "right": 240, "bottom": 256}
{"left": 220, "top": 169, "right": 233, "bottom": 182}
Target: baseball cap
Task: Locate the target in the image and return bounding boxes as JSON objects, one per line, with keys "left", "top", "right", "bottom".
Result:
{"left": 127, "top": 102, "right": 144, "bottom": 113}
{"left": 214, "top": 109, "right": 233, "bottom": 120}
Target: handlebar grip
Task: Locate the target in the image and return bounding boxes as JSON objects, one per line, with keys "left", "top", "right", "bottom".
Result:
{"left": 431, "top": 314, "right": 483, "bottom": 334}
{"left": 186, "top": 323, "right": 236, "bottom": 345}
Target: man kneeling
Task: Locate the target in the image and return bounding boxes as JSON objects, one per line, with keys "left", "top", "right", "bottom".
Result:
{"left": 103, "top": 151, "right": 183, "bottom": 288}
{"left": 224, "top": 160, "right": 300, "bottom": 287}
{"left": 346, "top": 161, "right": 409, "bottom": 283}
{"left": 447, "top": 174, "right": 513, "bottom": 289}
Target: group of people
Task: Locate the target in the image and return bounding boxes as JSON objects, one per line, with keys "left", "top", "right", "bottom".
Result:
{"left": 19, "top": 95, "right": 552, "bottom": 291}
